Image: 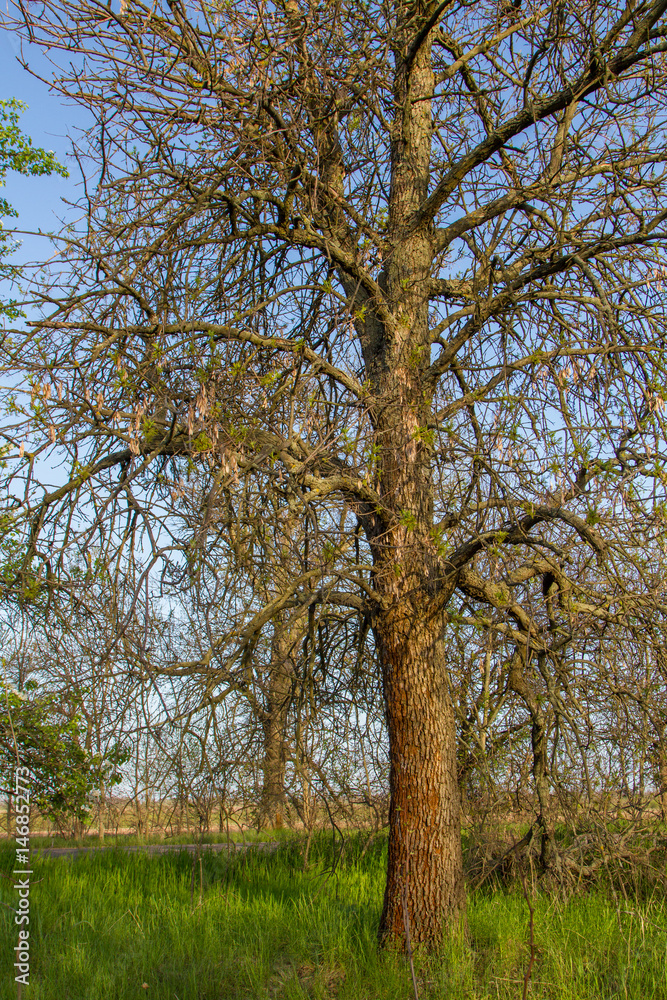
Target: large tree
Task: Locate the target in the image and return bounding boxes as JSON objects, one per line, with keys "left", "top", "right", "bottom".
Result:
{"left": 3, "top": 0, "right": 667, "bottom": 948}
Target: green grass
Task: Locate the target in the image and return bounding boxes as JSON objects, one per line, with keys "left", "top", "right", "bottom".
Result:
{"left": 1, "top": 834, "right": 666, "bottom": 999}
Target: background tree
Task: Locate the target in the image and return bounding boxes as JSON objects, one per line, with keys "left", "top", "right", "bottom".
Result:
{"left": 0, "top": 681, "right": 124, "bottom": 832}
{"left": 4, "top": 0, "right": 667, "bottom": 949}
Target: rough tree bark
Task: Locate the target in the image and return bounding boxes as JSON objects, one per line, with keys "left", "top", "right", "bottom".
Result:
{"left": 378, "top": 624, "right": 465, "bottom": 942}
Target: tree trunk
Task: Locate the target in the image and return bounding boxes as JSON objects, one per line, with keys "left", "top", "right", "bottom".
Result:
{"left": 98, "top": 779, "right": 105, "bottom": 843}
{"left": 260, "top": 709, "right": 287, "bottom": 829}
{"left": 655, "top": 742, "right": 667, "bottom": 822}
{"left": 258, "top": 614, "right": 292, "bottom": 829}
{"left": 377, "top": 618, "right": 465, "bottom": 947}
{"left": 368, "top": 337, "right": 467, "bottom": 947}
{"left": 531, "top": 712, "right": 557, "bottom": 871}
{"left": 508, "top": 651, "right": 557, "bottom": 871}
{"left": 360, "top": 14, "right": 467, "bottom": 945}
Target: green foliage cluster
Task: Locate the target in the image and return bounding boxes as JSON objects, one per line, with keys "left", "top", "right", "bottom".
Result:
{"left": 0, "top": 683, "right": 124, "bottom": 826}
{"left": 0, "top": 98, "right": 68, "bottom": 318}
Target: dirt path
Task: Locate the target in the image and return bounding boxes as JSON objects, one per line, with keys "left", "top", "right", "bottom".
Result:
{"left": 32, "top": 841, "right": 279, "bottom": 860}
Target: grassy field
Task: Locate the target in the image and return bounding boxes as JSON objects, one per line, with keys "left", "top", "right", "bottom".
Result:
{"left": 1, "top": 833, "right": 666, "bottom": 1000}
{"left": 1, "top": 828, "right": 281, "bottom": 849}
